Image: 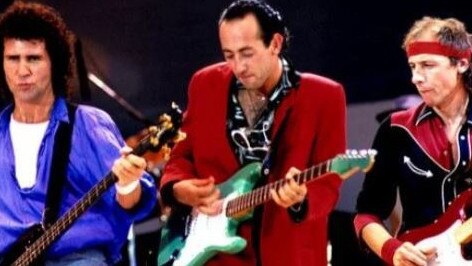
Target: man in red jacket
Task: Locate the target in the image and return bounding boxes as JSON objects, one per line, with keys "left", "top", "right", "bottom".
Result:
{"left": 160, "top": 0, "right": 347, "bottom": 265}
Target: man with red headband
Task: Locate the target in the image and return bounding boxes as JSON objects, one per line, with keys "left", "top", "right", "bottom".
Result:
{"left": 354, "top": 17, "right": 472, "bottom": 266}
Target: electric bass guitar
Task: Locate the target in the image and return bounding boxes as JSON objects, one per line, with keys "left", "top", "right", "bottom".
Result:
{"left": 1, "top": 103, "right": 184, "bottom": 266}
{"left": 398, "top": 188, "right": 472, "bottom": 265}
{"left": 158, "top": 149, "right": 376, "bottom": 266}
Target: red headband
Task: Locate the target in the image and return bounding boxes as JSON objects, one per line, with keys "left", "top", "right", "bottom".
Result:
{"left": 406, "top": 41, "right": 471, "bottom": 59}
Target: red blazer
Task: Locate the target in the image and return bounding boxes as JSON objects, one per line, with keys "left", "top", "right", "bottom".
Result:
{"left": 161, "top": 62, "right": 347, "bottom": 266}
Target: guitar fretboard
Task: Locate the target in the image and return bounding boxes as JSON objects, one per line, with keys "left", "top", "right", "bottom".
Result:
{"left": 13, "top": 173, "right": 116, "bottom": 266}
{"left": 225, "top": 160, "right": 331, "bottom": 217}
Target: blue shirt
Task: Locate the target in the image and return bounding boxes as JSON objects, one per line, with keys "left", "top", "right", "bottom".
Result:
{"left": 0, "top": 98, "right": 156, "bottom": 264}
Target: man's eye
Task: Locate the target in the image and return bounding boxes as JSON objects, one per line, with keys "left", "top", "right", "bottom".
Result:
{"left": 28, "top": 56, "right": 41, "bottom": 62}
{"left": 422, "top": 61, "right": 436, "bottom": 68}
{"left": 5, "top": 56, "right": 19, "bottom": 62}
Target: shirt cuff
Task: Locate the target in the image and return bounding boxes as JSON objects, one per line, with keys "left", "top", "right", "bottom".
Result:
{"left": 287, "top": 198, "right": 308, "bottom": 223}
{"left": 353, "top": 213, "right": 383, "bottom": 238}
{"left": 160, "top": 180, "right": 182, "bottom": 207}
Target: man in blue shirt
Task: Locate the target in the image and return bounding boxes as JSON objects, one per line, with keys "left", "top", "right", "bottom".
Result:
{"left": 0, "top": 2, "right": 156, "bottom": 265}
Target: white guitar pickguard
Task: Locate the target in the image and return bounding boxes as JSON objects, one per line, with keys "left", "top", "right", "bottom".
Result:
{"left": 416, "top": 220, "right": 472, "bottom": 265}
{"left": 173, "top": 192, "right": 245, "bottom": 266}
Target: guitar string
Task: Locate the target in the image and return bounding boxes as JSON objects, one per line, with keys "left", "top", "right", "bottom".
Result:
{"left": 16, "top": 175, "right": 115, "bottom": 264}
{"left": 14, "top": 120, "right": 178, "bottom": 264}
{"left": 226, "top": 161, "right": 330, "bottom": 216}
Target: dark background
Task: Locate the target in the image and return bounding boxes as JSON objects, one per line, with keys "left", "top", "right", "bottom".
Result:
{"left": 3, "top": 0, "right": 470, "bottom": 138}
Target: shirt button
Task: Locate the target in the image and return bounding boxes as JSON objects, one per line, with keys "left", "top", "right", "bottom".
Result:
{"left": 460, "top": 135, "right": 466, "bottom": 141}
{"left": 443, "top": 150, "right": 448, "bottom": 156}
{"left": 463, "top": 161, "right": 467, "bottom": 166}
{"left": 447, "top": 178, "right": 451, "bottom": 182}
{"left": 448, "top": 201, "right": 452, "bottom": 206}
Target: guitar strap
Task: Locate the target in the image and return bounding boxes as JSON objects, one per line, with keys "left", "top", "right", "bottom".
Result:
{"left": 42, "top": 102, "right": 77, "bottom": 229}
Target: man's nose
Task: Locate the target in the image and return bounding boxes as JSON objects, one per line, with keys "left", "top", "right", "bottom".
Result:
{"left": 18, "top": 61, "right": 32, "bottom": 77}
{"left": 234, "top": 56, "right": 247, "bottom": 75}
{"left": 411, "top": 69, "right": 425, "bottom": 85}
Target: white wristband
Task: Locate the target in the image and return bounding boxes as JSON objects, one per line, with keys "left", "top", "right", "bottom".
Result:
{"left": 115, "top": 180, "right": 140, "bottom": 195}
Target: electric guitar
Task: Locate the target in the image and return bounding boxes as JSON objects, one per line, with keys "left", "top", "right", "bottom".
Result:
{"left": 158, "top": 149, "right": 376, "bottom": 266}
{"left": 398, "top": 188, "right": 472, "bottom": 265}
{"left": 1, "top": 103, "right": 185, "bottom": 266}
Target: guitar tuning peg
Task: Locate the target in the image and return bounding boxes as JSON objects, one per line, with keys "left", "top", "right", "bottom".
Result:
{"left": 345, "top": 150, "right": 355, "bottom": 158}
{"left": 360, "top": 150, "right": 367, "bottom": 156}
{"left": 368, "top": 149, "right": 378, "bottom": 156}
{"left": 350, "top": 150, "right": 358, "bottom": 155}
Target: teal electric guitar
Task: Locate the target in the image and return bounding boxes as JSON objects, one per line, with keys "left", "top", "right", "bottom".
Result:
{"left": 158, "top": 149, "right": 376, "bottom": 266}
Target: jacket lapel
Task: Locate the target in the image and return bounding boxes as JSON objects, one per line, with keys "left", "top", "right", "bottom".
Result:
{"left": 271, "top": 89, "right": 295, "bottom": 143}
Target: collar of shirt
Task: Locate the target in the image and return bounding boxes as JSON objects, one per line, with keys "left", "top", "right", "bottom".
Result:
{"left": 0, "top": 97, "right": 70, "bottom": 131}
{"left": 416, "top": 95, "right": 472, "bottom": 126}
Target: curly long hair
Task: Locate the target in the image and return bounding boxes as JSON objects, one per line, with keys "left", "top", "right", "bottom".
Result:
{"left": 0, "top": 1, "right": 75, "bottom": 102}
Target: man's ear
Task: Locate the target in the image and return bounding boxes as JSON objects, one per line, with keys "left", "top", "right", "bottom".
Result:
{"left": 270, "top": 33, "right": 284, "bottom": 55}
{"left": 457, "top": 58, "right": 470, "bottom": 73}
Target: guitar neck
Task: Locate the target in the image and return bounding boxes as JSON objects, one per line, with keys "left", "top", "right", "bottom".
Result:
{"left": 225, "top": 160, "right": 332, "bottom": 217}
{"left": 13, "top": 173, "right": 116, "bottom": 266}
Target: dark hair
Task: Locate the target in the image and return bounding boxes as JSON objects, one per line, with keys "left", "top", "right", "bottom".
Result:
{"left": 403, "top": 17, "right": 472, "bottom": 92}
{"left": 219, "top": 0, "right": 290, "bottom": 52}
{"left": 0, "top": 1, "right": 75, "bottom": 102}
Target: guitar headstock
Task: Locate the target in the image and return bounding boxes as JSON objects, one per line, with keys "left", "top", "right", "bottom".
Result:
{"left": 330, "top": 149, "right": 377, "bottom": 179}
{"left": 132, "top": 102, "right": 186, "bottom": 156}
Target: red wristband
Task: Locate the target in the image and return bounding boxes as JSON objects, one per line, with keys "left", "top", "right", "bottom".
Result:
{"left": 381, "top": 238, "right": 403, "bottom": 265}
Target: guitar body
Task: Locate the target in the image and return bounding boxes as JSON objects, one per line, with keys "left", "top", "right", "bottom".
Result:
{"left": 158, "top": 162, "right": 262, "bottom": 266}
{"left": 0, "top": 224, "right": 44, "bottom": 266}
{"left": 398, "top": 189, "right": 472, "bottom": 265}
{"left": 409, "top": 221, "right": 471, "bottom": 265}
